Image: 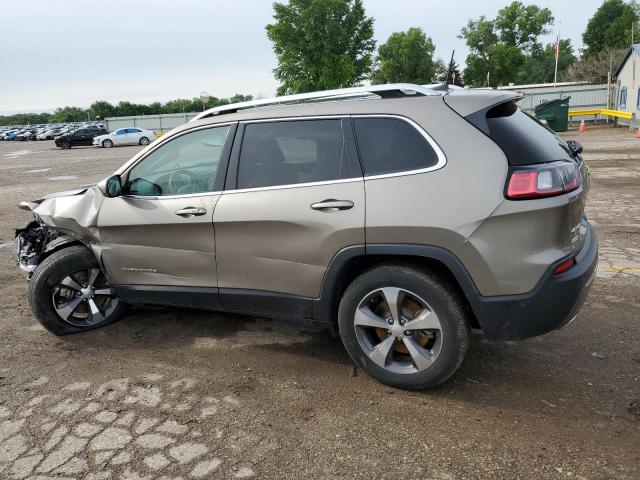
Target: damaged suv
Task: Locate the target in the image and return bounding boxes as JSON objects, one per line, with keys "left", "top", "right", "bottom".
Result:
{"left": 14, "top": 84, "right": 597, "bottom": 389}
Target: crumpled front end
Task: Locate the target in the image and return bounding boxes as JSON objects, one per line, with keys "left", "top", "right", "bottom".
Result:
{"left": 14, "top": 185, "right": 105, "bottom": 275}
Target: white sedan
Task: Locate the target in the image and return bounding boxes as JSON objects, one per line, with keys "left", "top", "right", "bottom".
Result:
{"left": 93, "top": 128, "right": 157, "bottom": 148}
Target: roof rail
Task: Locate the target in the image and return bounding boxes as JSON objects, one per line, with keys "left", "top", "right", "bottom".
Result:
{"left": 190, "top": 83, "right": 438, "bottom": 122}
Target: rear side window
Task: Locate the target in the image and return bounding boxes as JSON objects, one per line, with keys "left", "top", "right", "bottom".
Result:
{"left": 353, "top": 118, "right": 439, "bottom": 176}
{"left": 481, "top": 101, "right": 573, "bottom": 165}
{"left": 237, "top": 119, "right": 351, "bottom": 189}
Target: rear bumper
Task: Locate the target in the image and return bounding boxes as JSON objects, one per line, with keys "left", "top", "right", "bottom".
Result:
{"left": 472, "top": 221, "right": 598, "bottom": 340}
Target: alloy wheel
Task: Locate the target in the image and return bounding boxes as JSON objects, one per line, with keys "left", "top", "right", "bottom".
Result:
{"left": 354, "top": 287, "right": 443, "bottom": 374}
{"left": 52, "top": 268, "right": 119, "bottom": 327}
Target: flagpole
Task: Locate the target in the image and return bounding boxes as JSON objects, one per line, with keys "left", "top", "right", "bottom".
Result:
{"left": 554, "top": 21, "right": 561, "bottom": 86}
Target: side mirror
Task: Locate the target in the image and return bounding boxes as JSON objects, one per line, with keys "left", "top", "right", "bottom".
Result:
{"left": 105, "top": 175, "right": 123, "bottom": 198}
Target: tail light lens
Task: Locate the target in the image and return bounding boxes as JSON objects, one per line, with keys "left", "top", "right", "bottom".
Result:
{"left": 506, "top": 161, "right": 581, "bottom": 200}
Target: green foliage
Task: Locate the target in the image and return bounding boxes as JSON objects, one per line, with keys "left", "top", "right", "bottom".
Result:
{"left": 459, "top": 1, "right": 553, "bottom": 87}
{"left": 0, "top": 94, "right": 253, "bottom": 126}
{"left": 51, "top": 106, "right": 87, "bottom": 123}
{"left": 370, "top": 28, "right": 436, "bottom": 84}
{"left": 583, "top": 0, "right": 639, "bottom": 56}
{"left": 266, "top": 0, "right": 375, "bottom": 94}
{"left": 520, "top": 40, "right": 576, "bottom": 84}
{"left": 566, "top": 46, "right": 627, "bottom": 83}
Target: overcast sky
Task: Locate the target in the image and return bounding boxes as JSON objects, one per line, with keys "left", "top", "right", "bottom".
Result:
{"left": 0, "top": 0, "right": 605, "bottom": 114}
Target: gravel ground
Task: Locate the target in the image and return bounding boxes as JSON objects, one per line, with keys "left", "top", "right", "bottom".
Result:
{"left": 0, "top": 128, "right": 638, "bottom": 480}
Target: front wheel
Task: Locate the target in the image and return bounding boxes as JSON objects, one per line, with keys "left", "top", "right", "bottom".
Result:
{"left": 139, "top": 136, "right": 149, "bottom": 145}
{"left": 102, "top": 139, "right": 113, "bottom": 148}
{"left": 338, "top": 264, "right": 470, "bottom": 389}
{"left": 60, "top": 141, "right": 71, "bottom": 149}
{"left": 28, "top": 246, "right": 126, "bottom": 335}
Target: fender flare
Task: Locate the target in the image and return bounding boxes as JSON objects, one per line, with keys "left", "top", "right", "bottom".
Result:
{"left": 313, "top": 243, "right": 484, "bottom": 326}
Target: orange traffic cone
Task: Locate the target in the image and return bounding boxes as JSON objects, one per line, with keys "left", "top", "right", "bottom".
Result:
{"left": 579, "top": 119, "right": 587, "bottom": 132}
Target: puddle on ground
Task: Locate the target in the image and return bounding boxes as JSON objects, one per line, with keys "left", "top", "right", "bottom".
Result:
{"left": 47, "top": 175, "right": 78, "bottom": 181}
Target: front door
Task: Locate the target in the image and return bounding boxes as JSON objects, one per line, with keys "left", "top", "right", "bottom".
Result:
{"left": 213, "top": 118, "right": 364, "bottom": 316}
{"left": 98, "top": 123, "right": 236, "bottom": 291}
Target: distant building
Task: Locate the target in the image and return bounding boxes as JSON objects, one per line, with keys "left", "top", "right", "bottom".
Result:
{"left": 612, "top": 44, "right": 640, "bottom": 124}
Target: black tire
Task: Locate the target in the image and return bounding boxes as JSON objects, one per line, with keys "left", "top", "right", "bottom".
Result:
{"left": 139, "top": 136, "right": 149, "bottom": 145}
{"left": 338, "top": 264, "right": 470, "bottom": 389}
{"left": 102, "top": 139, "right": 113, "bottom": 148}
{"left": 60, "top": 141, "right": 71, "bottom": 149}
{"left": 28, "top": 246, "right": 126, "bottom": 335}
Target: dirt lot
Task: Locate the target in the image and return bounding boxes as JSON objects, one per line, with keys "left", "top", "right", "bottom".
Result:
{"left": 0, "top": 128, "right": 638, "bottom": 480}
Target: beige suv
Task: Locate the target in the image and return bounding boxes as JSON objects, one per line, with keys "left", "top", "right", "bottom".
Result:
{"left": 14, "top": 84, "right": 597, "bottom": 389}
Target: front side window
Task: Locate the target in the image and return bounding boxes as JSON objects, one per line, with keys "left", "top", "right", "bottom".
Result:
{"left": 126, "top": 126, "right": 230, "bottom": 196}
{"left": 353, "top": 118, "right": 439, "bottom": 176}
{"left": 237, "top": 119, "right": 349, "bottom": 189}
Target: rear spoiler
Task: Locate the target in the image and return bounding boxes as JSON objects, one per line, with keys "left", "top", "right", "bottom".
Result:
{"left": 444, "top": 90, "right": 524, "bottom": 135}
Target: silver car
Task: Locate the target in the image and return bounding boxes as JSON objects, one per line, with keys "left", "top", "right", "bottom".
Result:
{"left": 13, "top": 84, "right": 597, "bottom": 389}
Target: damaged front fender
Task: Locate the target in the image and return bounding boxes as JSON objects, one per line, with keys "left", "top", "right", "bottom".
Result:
{"left": 14, "top": 185, "right": 106, "bottom": 273}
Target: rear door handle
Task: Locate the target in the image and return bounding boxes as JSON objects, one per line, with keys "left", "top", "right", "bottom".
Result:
{"left": 310, "top": 199, "right": 354, "bottom": 212}
{"left": 175, "top": 207, "right": 207, "bottom": 217}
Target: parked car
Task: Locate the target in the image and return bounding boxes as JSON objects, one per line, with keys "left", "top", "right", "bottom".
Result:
{"left": 12, "top": 84, "right": 597, "bottom": 389}
{"left": 93, "top": 128, "right": 156, "bottom": 148}
{"left": 37, "top": 129, "right": 64, "bottom": 140}
{"left": 16, "top": 130, "right": 37, "bottom": 141}
{"left": 54, "top": 127, "right": 108, "bottom": 149}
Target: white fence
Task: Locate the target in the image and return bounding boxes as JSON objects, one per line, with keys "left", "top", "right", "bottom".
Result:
{"left": 104, "top": 112, "right": 200, "bottom": 133}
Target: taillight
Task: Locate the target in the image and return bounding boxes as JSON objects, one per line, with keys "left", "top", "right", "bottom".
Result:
{"left": 506, "top": 161, "right": 581, "bottom": 200}
{"left": 554, "top": 257, "right": 576, "bottom": 275}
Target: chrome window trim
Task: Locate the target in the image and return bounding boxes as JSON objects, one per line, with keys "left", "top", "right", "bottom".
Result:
{"left": 117, "top": 123, "right": 235, "bottom": 199}
{"left": 222, "top": 177, "right": 364, "bottom": 195}
{"left": 224, "top": 114, "right": 447, "bottom": 194}
{"left": 351, "top": 114, "right": 447, "bottom": 180}
{"left": 122, "top": 191, "right": 223, "bottom": 201}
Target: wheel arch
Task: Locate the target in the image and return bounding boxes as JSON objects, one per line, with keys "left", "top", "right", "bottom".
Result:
{"left": 314, "top": 244, "right": 482, "bottom": 329}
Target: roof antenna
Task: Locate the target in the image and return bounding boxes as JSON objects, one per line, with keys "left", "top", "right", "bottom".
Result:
{"left": 446, "top": 50, "right": 455, "bottom": 88}
{"left": 432, "top": 50, "right": 455, "bottom": 91}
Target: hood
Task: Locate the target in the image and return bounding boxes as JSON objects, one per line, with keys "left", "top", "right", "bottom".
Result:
{"left": 20, "top": 185, "right": 105, "bottom": 245}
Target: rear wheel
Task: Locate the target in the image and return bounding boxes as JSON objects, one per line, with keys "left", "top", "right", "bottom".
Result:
{"left": 338, "top": 264, "right": 470, "bottom": 389}
{"left": 102, "top": 139, "right": 113, "bottom": 148}
{"left": 28, "top": 246, "right": 126, "bottom": 335}
{"left": 139, "top": 136, "right": 150, "bottom": 145}
{"left": 60, "top": 141, "right": 71, "bottom": 149}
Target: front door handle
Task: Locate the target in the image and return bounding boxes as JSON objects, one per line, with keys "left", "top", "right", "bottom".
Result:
{"left": 175, "top": 207, "right": 207, "bottom": 218}
{"left": 310, "top": 199, "right": 354, "bottom": 213}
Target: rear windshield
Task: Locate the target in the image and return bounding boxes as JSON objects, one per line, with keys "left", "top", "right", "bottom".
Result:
{"left": 479, "top": 101, "right": 573, "bottom": 166}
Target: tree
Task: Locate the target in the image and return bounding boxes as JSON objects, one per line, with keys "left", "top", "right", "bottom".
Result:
{"left": 520, "top": 39, "right": 577, "bottom": 84}
{"left": 433, "top": 57, "right": 463, "bottom": 85}
{"left": 370, "top": 27, "right": 435, "bottom": 85}
{"left": 566, "top": 46, "right": 627, "bottom": 83}
{"left": 51, "top": 106, "right": 87, "bottom": 123}
{"left": 90, "top": 100, "right": 116, "bottom": 120}
{"left": 265, "top": 0, "right": 375, "bottom": 94}
{"left": 583, "top": 0, "right": 639, "bottom": 57}
{"left": 459, "top": 1, "right": 553, "bottom": 87}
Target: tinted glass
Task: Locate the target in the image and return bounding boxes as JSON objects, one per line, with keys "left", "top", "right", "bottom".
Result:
{"left": 126, "top": 126, "right": 229, "bottom": 196}
{"left": 484, "top": 101, "right": 573, "bottom": 165}
{"left": 126, "top": 128, "right": 141, "bottom": 133}
{"left": 237, "top": 119, "right": 348, "bottom": 189}
{"left": 353, "top": 118, "right": 439, "bottom": 176}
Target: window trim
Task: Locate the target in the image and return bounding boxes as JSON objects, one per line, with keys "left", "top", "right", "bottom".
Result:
{"left": 224, "top": 114, "right": 446, "bottom": 194}
{"left": 121, "top": 122, "right": 236, "bottom": 200}
{"left": 352, "top": 114, "right": 447, "bottom": 181}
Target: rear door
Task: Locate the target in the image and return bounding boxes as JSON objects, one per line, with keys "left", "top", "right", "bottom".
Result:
{"left": 125, "top": 128, "right": 143, "bottom": 144}
{"left": 212, "top": 117, "right": 364, "bottom": 316}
